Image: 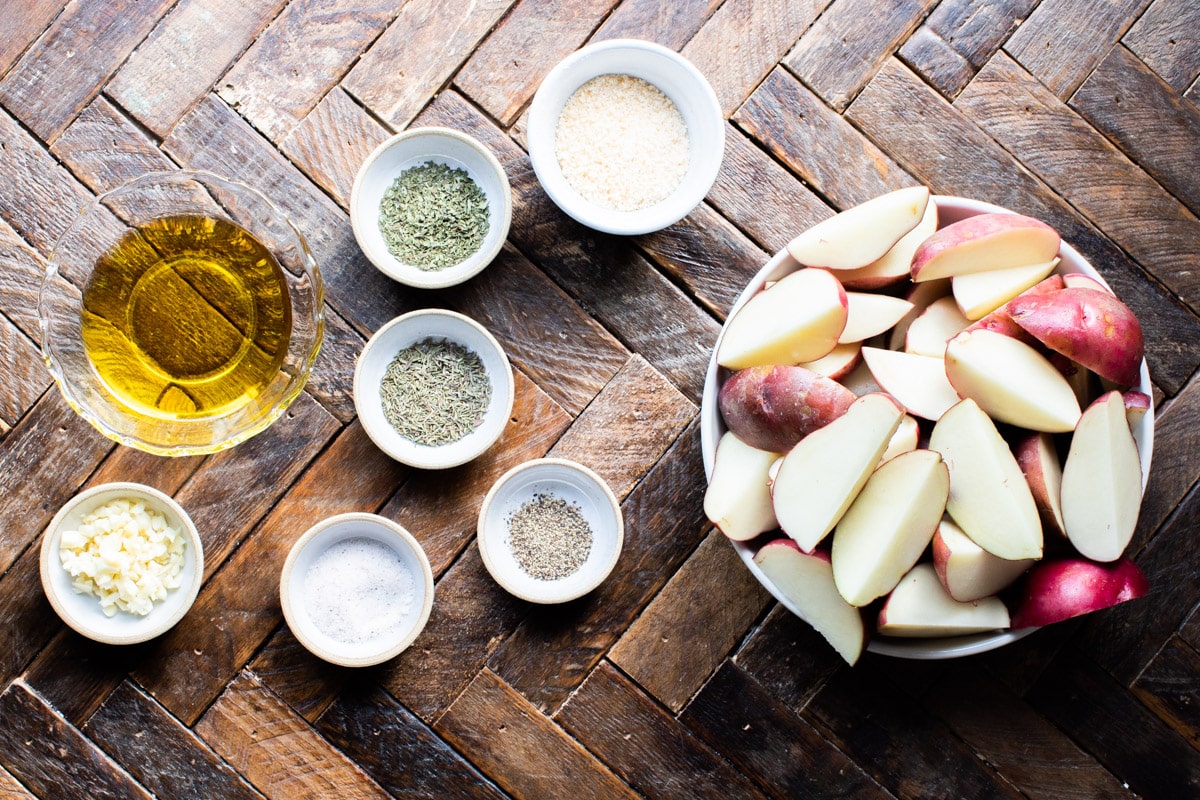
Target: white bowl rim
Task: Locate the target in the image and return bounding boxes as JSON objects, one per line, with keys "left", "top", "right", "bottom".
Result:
{"left": 279, "top": 511, "right": 435, "bottom": 668}
{"left": 350, "top": 126, "right": 513, "bottom": 289}
{"left": 477, "top": 457, "right": 624, "bottom": 604}
{"left": 40, "top": 481, "right": 204, "bottom": 645}
{"left": 353, "top": 308, "right": 515, "bottom": 469}
{"left": 700, "top": 194, "right": 1155, "bottom": 660}
{"left": 527, "top": 37, "right": 725, "bottom": 235}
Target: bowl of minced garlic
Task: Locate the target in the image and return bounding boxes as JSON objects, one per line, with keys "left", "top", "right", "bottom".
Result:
{"left": 40, "top": 482, "right": 203, "bottom": 645}
{"left": 527, "top": 38, "right": 725, "bottom": 235}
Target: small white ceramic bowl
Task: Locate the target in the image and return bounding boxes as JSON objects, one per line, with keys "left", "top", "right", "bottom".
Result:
{"left": 527, "top": 38, "right": 725, "bottom": 235}
{"left": 478, "top": 458, "right": 623, "bottom": 603}
{"left": 280, "top": 513, "right": 434, "bottom": 668}
{"left": 350, "top": 127, "right": 512, "bottom": 288}
{"left": 701, "top": 195, "right": 1155, "bottom": 660}
{"left": 354, "top": 309, "right": 515, "bottom": 469}
{"left": 40, "top": 482, "right": 204, "bottom": 645}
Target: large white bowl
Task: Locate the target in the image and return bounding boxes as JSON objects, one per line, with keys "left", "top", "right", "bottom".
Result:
{"left": 700, "top": 195, "right": 1155, "bottom": 660}
{"left": 527, "top": 38, "right": 725, "bottom": 235}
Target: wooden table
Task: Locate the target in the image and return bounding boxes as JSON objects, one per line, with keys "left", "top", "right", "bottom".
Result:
{"left": 1, "top": 1, "right": 1198, "bottom": 797}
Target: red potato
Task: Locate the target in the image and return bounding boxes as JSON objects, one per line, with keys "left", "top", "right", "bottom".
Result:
{"left": 1124, "top": 390, "right": 1152, "bottom": 429}
{"left": 1014, "top": 432, "right": 1066, "bottom": 537}
{"left": 910, "top": 213, "right": 1061, "bottom": 282}
{"left": 787, "top": 186, "right": 930, "bottom": 269}
{"left": 965, "top": 274, "right": 1064, "bottom": 342}
{"left": 718, "top": 365, "right": 856, "bottom": 453}
{"left": 1010, "top": 557, "right": 1148, "bottom": 629}
{"left": 836, "top": 200, "right": 939, "bottom": 290}
{"left": 1006, "top": 287, "right": 1145, "bottom": 387}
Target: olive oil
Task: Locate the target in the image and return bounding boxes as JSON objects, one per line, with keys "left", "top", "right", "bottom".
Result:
{"left": 81, "top": 215, "right": 292, "bottom": 420}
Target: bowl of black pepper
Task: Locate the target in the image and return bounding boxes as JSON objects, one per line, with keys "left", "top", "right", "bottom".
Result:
{"left": 350, "top": 127, "right": 512, "bottom": 289}
{"left": 354, "top": 308, "right": 515, "bottom": 469}
{"left": 477, "top": 458, "right": 624, "bottom": 604}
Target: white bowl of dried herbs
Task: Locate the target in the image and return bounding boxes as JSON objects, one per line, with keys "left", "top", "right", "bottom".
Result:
{"left": 477, "top": 458, "right": 624, "bottom": 604}
{"left": 351, "top": 127, "right": 512, "bottom": 288}
{"left": 354, "top": 309, "right": 515, "bottom": 469}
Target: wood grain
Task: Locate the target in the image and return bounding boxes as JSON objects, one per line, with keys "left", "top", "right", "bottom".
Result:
{"left": 680, "top": 661, "right": 893, "bottom": 800}
{"left": 592, "top": 0, "right": 720, "bottom": 49}
{"left": 1003, "top": 0, "right": 1152, "bottom": 98}
{"left": 106, "top": 0, "right": 288, "bottom": 136}
{"left": 1131, "top": 636, "right": 1200, "bottom": 748}
{"left": 280, "top": 87, "right": 389, "bottom": 209}
{"left": 1127, "top": 372, "right": 1200, "bottom": 551}
{"left": 0, "top": 548, "right": 62, "bottom": 685}
{"left": 247, "top": 627, "right": 351, "bottom": 724}
{"left": 0, "top": 218, "right": 46, "bottom": 340}
{"left": 785, "top": 0, "right": 937, "bottom": 111}
{"left": 0, "top": 0, "right": 175, "bottom": 142}
{"left": 315, "top": 684, "right": 506, "bottom": 799}
{"left": 454, "top": 0, "right": 619, "bottom": 126}
{"left": 49, "top": 96, "right": 180, "bottom": 194}
{"left": 899, "top": 0, "right": 1038, "bottom": 97}
{"left": 921, "top": 662, "right": 1134, "bottom": 799}
{"left": 681, "top": 0, "right": 831, "bottom": 117}
{"left": 434, "top": 669, "right": 640, "bottom": 800}
{"left": 546, "top": 354, "right": 696, "bottom": 500}
{"left": 344, "top": 0, "right": 516, "bottom": 129}
{"left": 1027, "top": 651, "right": 1200, "bottom": 796}
{"left": 609, "top": 529, "right": 771, "bottom": 712}
{"left": 487, "top": 421, "right": 706, "bottom": 713}
{"left": 803, "top": 659, "right": 1024, "bottom": 800}
{"left": 0, "top": 682, "right": 151, "bottom": 799}
{"left": 195, "top": 672, "right": 390, "bottom": 799}
{"left": 731, "top": 604, "right": 845, "bottom": 710}
{"left": 84, "top": 681, "right": 265, "bottom": 800}
{"left": 956, "top": 51, "right": 1200, "bottom": 312}
{"left": 0, "top": 0, "right": 64, "bottom": 80}
{"left": 217, "top": 0, "right": 399, "bottom": 142}
{"left": 0, "top": 317, "right": 48, "bottom": 427}
{"left": 706, "top": 123, "right": 833, "bottom": 254}
{"left": 133, "top": 420, "right": 403, "bottom": 725}
{"left": 558, "top": 660, "right": 771, "bottom": 800}
{"left": 1122, "top": 0, "right": 1200, "bottom": 91}
{"left": 1071, "top": 44, "right": 1200, "bottom": 218}
{"left": 0, "top": 107, "right": 96, "bottom": 255}
{"left": 846, "top": 56, "right": 1200, "bottom": 395}
{"left": 735, "top": 67, "right": 918, "bottom": 210}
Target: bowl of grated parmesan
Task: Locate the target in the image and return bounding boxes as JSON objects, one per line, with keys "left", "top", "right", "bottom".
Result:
{"left": 527, "top": 38, "right": 725, "bottom": 235}
{"left": 40, "top": 482, "right": 203, "bottom": 645}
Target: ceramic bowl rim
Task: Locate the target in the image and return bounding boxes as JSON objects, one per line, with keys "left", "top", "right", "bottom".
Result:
{"left": 40, "top": 481, "right": 204, "bottom": 645}
{"left": 477, "top": 457, "right": 624, "bottom": 604}
{"left": 350, "top": 126, "right": 513, "bottom": 289}
{"left": 279, "top": 512, "right": 435, "bottom": 668}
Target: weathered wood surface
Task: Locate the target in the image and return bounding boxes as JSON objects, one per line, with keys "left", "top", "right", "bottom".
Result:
{"left": 1, "top": 2, "right": 1199, "bottom": 797}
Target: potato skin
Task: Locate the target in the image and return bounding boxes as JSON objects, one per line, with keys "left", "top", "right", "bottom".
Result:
{"left": 965, "top": 274, "right": 1063, "bottom": 342}
{"left": 718, "top": 365, "right": 856, "bottom": 452}
{"left": 1007, "top": 287, "right": 1144, "bottom": 387}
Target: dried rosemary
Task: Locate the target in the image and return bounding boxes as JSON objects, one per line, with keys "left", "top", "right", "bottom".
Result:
{"left": 380, "top": 338, "right": 491, "bottom": 446}
{"left": 378, "top": 161, "right": 489, "bottom": 271}
{"left": 507, "top": 493, "right": 594, "bottom": 581}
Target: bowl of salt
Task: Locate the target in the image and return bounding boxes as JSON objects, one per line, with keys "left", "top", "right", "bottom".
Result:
{"left": 280, "top": 512, "right": 434, "bottom": 667}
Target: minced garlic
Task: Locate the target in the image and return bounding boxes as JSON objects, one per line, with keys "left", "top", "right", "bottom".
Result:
{"left": 554, "top": 73, "right": 690, "bottom": 212}
{"left": 59, "top": 497, "right": 188, "bottom": 617}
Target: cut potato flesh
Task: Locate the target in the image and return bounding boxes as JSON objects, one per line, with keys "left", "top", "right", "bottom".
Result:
{"left": 787, "top": 186, "right": 931, "bottom": 269}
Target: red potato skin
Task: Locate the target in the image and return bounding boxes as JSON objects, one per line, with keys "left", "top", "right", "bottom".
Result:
{"left": 1014, "top": 432, "right": 1066, "bottom": 538}
{"left": 910, "top": 213, "right": 1060, "bottom": 279}
{"left": 1011, "top": 558, "right": 1148, "bottom": 629}
{"left": 718, "top": 365, "right": 856, "bottom": 453}
{"left": 1062, "top": 272, "right": 1113, "bottom": 294}
{"left": 1124, "top": 390, "right": 1151, "bottom": 428}
{"left": 1007, "top": 287, "right": 1145, "bottom": 387}
{"left": 965, "top": 274, "right": 1064, "bottom": 342}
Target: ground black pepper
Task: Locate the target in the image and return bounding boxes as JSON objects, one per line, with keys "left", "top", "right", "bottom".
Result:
{"left": 508, "top": 493, "right": 593, "bottom": 580}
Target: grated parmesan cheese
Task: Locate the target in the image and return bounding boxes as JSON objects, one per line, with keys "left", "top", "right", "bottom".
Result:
{"left": 59, "top": 497, "right": 188, "bottom": 617}
{"left": 554, "top": 73, "right": 690, "bottom": 212}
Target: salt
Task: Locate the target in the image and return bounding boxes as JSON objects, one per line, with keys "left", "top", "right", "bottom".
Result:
{"left": 303, "top": 537, "right": 414, "bottom": 645}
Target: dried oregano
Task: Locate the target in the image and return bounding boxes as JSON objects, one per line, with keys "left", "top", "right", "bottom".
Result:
{"left": 378, "top": 161, "right": 489, "bottom": 271}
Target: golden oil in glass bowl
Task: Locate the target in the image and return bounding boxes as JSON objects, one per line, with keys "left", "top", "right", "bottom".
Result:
{"left": 80, "top": 215, "right": 292, "bottom": 420}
